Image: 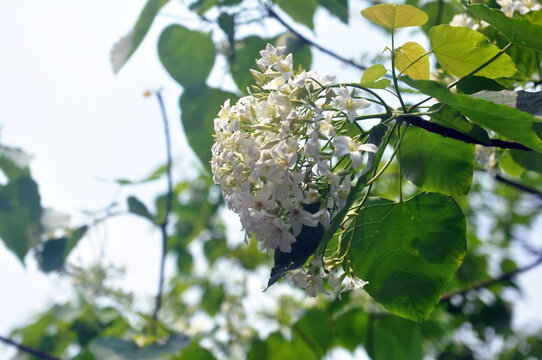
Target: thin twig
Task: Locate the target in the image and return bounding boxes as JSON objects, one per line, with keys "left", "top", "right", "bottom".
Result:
{"left": 495, "top": 174, "right": 542, "bottom": 200}
{"left": 0, "top": 335, "right": 61, "bottom": 360}
{"left": 402, "top": 115, "right": 533, "bottom": 151}
{"left": 440, "top": 254, "right": 542, "bottom": 303}
{"left": 152, "top": 90, "right": 174, "bottom": 322}
{"left": 266, "top": 5, "right": 372, "bottom": 73}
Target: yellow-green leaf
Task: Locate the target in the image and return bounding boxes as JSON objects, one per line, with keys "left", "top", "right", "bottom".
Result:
{"left": 361, "top": 64, "right": 387, "bottom": 83}
{"left": 361, "top": 64, "right": 391, "bottom": 88}
{"left": 361, "top": 4, "right": 428, "bottom": 29}
{"left": 429, "top": 25, "right": 516, "bottom": 79}
{"left": 395, "top": 42, "right": 430, "bottom": 80}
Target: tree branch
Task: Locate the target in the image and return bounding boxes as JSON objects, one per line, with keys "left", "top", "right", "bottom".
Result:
{"left": 0, "top": 335, "right": 61, "bottom": 360}
{"left": 440, "top": 253, "right": 542, "bottom": 303}
{"left": 402, "top": 115, "right": 533, "bottom": 151}
{"left": 495, "top": 174, "right": 542, "bottom": 200}
{"left": 152, "top": 90, "right": 174, "bottom": 322}
{"left": 266, "top": 6, "right": 370, "bottom": 73}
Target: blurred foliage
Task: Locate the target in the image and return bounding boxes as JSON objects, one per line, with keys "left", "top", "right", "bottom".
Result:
{"left": 2, "top": 0, "right": 542, "bottom": 359}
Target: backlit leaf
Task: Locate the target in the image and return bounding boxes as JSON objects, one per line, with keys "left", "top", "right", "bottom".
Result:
{"left": 348, "top": 193, "right": 466, "bottom": 321}
{"left": 158, "top": 25, "right": 215, "bottom": 88}
{"left": 468, "top": 4, "right": 542, "bottom": 51}
{"left": 361, "top": 64, "right": 387, "bottom": 83}
{"left": 402, "top": 77, "right": 542, "bottom": 152}
{"left": 111, "top": 0, "right": 170, "bottom": 73}
{"left": 400, "top": 126, "right": 475, "bottom": 196}
{"left": 361, "top": 4, "right": 428, "bottom": 29}
{"left": 429, "top": 25, "right": 516, "bottom": 79}
{"left": 395, "top": 41, "right": 430, "bottom": 80}
{"left": 360, "top": 64, "right": 391, "bottom": 88}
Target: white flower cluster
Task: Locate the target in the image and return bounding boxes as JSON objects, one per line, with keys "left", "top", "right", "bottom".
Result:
{"left": 497, "top": 0, "right": 540, "bottom": 16}
{"left": 449, "top": 14, "right": 487, "bottom": 31}
{"left": 211, "top": 44, "right": 377, "bottom": 257}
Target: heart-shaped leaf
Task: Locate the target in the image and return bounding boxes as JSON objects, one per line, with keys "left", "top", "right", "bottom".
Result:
{"left": 395, "top": 42, "right": 430, "bottom": 80}
{"left": 361, "top": 4, "right": 428, "bottom": 29}
{"left": 348, "top": 193, "right": 466, "bottom": 321}
{"left": 429, "top": 25, "right": 516, "bottom": 79}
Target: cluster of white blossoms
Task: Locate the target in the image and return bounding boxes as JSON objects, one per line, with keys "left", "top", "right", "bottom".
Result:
{"left": 497, "top": 0, "right": 541, "bottom": 16}
{"left": 211, "top": 44, "right": 376, "bottom": 295}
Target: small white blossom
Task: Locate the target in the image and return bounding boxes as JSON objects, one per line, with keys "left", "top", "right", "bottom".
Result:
{"left": 335, "top": 86, "right": 371, "bottom": 122}
{"left": 257, "top": 43, "right": 286, "bottom": 68}
{"left": 450, "top": 14, "right": 480, "bottom": 30}
{"left": 334, "top": 136, "right": 378, "bottom": 169}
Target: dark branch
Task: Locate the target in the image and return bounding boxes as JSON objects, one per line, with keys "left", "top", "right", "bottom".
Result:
{"left": 440, "top": 254, "right": 542, "bottom": 303}
{"left": 0, "top": 335, "right": 62, "bottom": 360}
{"left": 152, "top": 90, "right": 174, "bottom": 322}
{"left": 495, "top": 174, "right": 542, "bottom": 200}
{"left": 266, "top": 6, "right": 370, "bottom": 73}
{"left": 402, "top": 115, "right": 533, "bottom": 151}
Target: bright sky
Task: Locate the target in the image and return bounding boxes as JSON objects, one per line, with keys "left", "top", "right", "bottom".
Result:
{"left": 0, "top": 1, "right": 541, "bottom": 358}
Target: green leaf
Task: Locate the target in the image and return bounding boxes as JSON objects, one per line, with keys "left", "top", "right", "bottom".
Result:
{"left": 510, "top": 150, "right": 542, "bottom": 173}
{"left": 293, "top": 309, "right": 332, "bottom": 355}
{"left": 201, "top": 284, "right": 225, "bottom": 316}
{"left": 317, "top": 0, "right": 349, "bottom": 24}
{"left": 273, "top": 0, "right": 318, "bottom": 30}
{"left": 400, "top": 126, "right": 474, "bottom": 195}
{"left": 218, "top": 12, "right": 235, "bottom": 56}
{"left": 371, "top": 316, "right": 424, "bottom": 360}
{"left": 316, "top": 124, "right": 391, "bottom": 255}
{"left": 230, "top": 237, "right": 268, "bottom": 270}
{"left": 420, "top": 0, "right": 459, "bottom": 34}
{"left": 395, "top": 42, "right": 430, "bottom": 80}
{"left": 274, "top": 33, "right": 312, "bottom": 70}
{"left": 176, "top": 244, "right": 194, "bottom": 273}
{"left": 333, "top": 309, "right": 368, "bottom": 351}
{"left": 89, "top": 334, "right": 190, "bottom": 360}
{"left": 456, "top": 76, "right": 507, "bottom": 95}
{"left": 127, "top": 196, "right": 153, "bottom": 221}
{"left": 263, "top": 331, "right": 316, "bottom": 360}
{"left": 158, "top": 25, "right": 215, "bottom": 88}
{"left": 231, "top": 36, "right": 268, "bottom": 92}
{"left": 348, "top": 193, "right": 466, "bottom": 321}
{"left": 247, "top": 338, "right": 268, "bottom": 360}
{"left": 429, "top": 25, "right": 516, "bottom": 79}
{"left": 204, "top": 237, "right": 228, "bottom": 264}
{"left": 0, "top": 176, "right": 42, "bottom": 262}
{"left": 361, "top": 64, "right": 387, "bottom": 83}
{"left": 173, "top": 343, "right": 216, "bottom": 360}
{"left": 361, "top": 4, "right": 428, "bottom": 29}
{"left": 468, "top": 4, "right": 542, "bottom": 51}
{"left": 179, "top": 86, "right": 238, "bottom": 168}
{"left": 39, "top": 238, "right": 68, "bottom": 272}
{"left": 429, "top": 104, "right": 491, "bottom": 145}
{"left": 402, "top": 77, "right": 542, "bottom": 152}
{"left": 111, "top": 0, "right": 170, "bottom": 73}
{"left": 39, "top": 226, "right": 88, "bottom": 272}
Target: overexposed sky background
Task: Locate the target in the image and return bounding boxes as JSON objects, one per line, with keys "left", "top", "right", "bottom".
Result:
{"left": 0, "top": 0, "right": 541, "bottom": 358}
